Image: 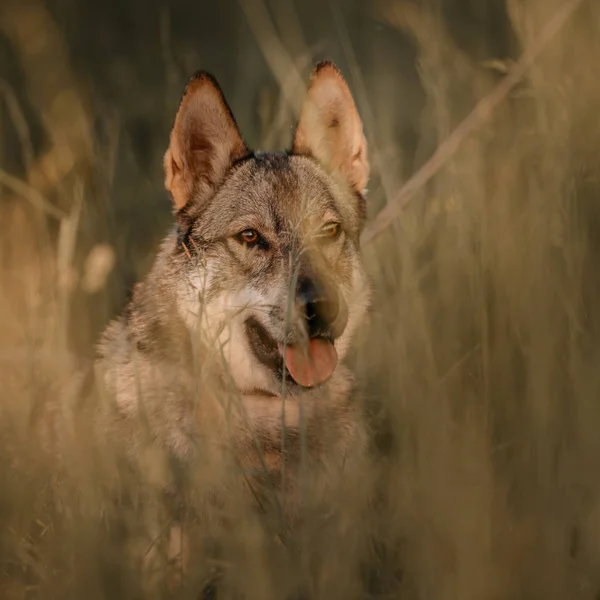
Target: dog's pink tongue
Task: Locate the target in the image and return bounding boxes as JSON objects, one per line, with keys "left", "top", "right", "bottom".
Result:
{"left": 284, "top": 339, "right": 338, "bottom": 388}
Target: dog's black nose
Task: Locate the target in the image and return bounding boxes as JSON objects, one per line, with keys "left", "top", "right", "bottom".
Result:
{"left": 296, "top": 278, "right": 339, "bottom": 338}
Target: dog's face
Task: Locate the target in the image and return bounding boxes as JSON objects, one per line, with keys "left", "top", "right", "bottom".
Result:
{"left": 164, "top": 63, "right": 370, "bottom": 405}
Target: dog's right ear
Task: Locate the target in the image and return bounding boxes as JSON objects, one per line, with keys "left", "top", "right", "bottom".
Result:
{"left": 164, "top": 72, "right": 248, "bottom": 211}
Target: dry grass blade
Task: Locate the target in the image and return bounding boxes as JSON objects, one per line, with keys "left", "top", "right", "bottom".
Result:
{"left": 0, "top": 169, "right": 66, "bottom": 220}
{"left": 0, "top": 79, "right": 34, "bottom": 171}
{"left": 361, "top": 0, "right": 586, "bottom": 246}
{"left": 239, "top": 0, "right": 307, "bottom": 119}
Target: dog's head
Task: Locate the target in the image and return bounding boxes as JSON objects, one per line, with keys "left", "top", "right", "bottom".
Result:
{"left": 164, "top": 62, "right": 370, "bottom": 401}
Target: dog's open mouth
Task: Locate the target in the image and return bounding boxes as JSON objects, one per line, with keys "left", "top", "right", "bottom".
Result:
{"left": 245, "top": 317, "right": 338, "bottom": 389}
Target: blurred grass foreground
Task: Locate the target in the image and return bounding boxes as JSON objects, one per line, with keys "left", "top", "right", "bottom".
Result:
{"left": 2, "top": 0, "right": 600, "bottom": 598}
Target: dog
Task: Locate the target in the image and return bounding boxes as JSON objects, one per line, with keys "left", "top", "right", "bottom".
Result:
{"left": 95, "top": 61, "right": 372, "bottom": 579}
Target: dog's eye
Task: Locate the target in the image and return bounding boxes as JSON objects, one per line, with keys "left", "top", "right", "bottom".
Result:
{"left": 235, "top": 229, "right": 265, "bottom": 248}
{"left": 318, "top": 222, "right": 341, "bottom": 241}
{"left": 240, "top": 229, "right": 258, "bottom": 244}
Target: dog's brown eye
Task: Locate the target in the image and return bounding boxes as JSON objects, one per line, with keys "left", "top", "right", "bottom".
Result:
{"left": 319, "top": 222, "right": 341, "bottom": 240}
{"left": 240, "top": 229, "right": 258, "bottom": 243}
{"left": 236, "top": 229, "right": 263, "bottom": 247}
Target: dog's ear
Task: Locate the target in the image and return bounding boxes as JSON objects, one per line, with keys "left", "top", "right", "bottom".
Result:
{"left": 164, "top": 72, "right": 248, "bottom": 211}
{"left": 292, "top": 61, "right": 369, "bottom": 194}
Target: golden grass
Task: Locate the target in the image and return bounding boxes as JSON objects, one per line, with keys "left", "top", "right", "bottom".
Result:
{"left": 2, "top": 0, "right": 600, "bottom": 598}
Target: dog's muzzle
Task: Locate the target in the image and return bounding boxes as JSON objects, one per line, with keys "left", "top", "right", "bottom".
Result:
{"left": 245, "top": 277, "right": 348, "bottom": 390}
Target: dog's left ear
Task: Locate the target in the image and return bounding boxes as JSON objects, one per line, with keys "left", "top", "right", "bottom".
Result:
{"left": 164, "top": 72, "right": 248, "bottom": 212}
{"left": 292, "top": 61, "right": 369, "bottom": 194}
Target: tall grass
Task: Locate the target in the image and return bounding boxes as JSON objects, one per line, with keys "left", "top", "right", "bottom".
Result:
{"left": 1, "top": 0, "right": 600, "bottom": 598}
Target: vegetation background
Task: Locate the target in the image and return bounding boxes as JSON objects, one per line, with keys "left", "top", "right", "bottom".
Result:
{"left": 1, "top": 0, "right": 600, "bottom": 598}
